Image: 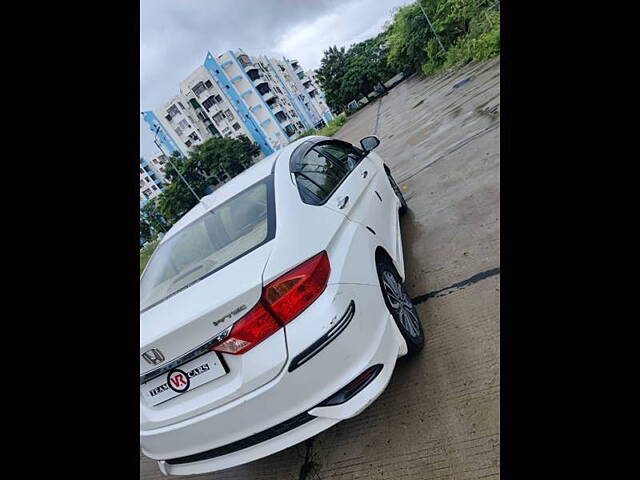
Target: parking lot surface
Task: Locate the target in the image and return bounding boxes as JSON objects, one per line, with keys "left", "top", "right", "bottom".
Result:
{"left": 141, "top": 56, "right": 500, "bottom": 480}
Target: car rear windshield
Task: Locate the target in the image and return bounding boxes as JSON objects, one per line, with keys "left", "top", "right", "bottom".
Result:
{"left": 140, "top": 176, "right": 275, "bottom": 312}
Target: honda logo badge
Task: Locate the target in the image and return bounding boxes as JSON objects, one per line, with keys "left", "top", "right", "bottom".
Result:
{"left": 142, "top": 348, "right": 165, "bottom": 365}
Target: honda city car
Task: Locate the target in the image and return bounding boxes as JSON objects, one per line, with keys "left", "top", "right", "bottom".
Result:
{"left": 139, "top": 134, "right": 424, "bottom": 475}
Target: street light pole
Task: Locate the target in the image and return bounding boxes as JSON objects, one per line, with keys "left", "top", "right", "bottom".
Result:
{"left": 153, "top": 126, "right": 200, "bottom": 202}
{"left": 418, "top": 1, "right": 446, "bottom": 54}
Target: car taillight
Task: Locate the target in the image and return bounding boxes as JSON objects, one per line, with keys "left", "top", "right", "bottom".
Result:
{"left": 212, "top": 251, "right": 331, "bottom": 355}
{"left": 211, "top": 303, "right": 280, "bottom": 355}
{"left": 263, "top": 251, "right": 331, "bottom": 324}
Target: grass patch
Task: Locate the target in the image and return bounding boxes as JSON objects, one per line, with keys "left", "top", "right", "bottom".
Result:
{"left": 140, "top": 239, "right": 160, "bottom": 275}
{"left": 298, "top": 113, "right": 347, "bottom": 138}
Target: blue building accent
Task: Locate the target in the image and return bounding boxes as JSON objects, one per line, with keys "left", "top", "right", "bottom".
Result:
{"left": 266, "top": 57, "right": 316, "bottom": 131}
{"left": 282, "top": 57, "right": 327, "bottom": 127}
{"left": 241, "top": 90, "right": 252, "bottom": 98}
{"left": 250, "top": 104, "right": 262, "bottom": 112}
{"left": 204, "top": 52, "right": 274, "bottom": 156}
{"left": 142, "top": 111, "right": 185, "bottom": 156}
{"left": 230, "top": 74, "right": 243, "bottom": 83}
{"left": 228, "top": 51, "right": 288, "bottom": 144}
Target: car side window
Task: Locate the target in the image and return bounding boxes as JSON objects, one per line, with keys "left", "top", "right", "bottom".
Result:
{"left": 316, "top": 142, "right": 364, "bottom": 172}
{"left": 294, "top": 147, "right": 349, "bottom": 205}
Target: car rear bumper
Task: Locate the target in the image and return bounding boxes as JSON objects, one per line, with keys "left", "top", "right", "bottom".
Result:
{"left": 140, "top": 283, "right": 406, "bottom": 475}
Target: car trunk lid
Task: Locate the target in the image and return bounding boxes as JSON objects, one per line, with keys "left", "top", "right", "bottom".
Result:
{"left": 140, "top": 244, "right": 288, "bottom": 429}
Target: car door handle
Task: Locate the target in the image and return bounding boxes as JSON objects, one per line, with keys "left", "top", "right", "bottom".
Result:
{"left": 336, "top": 195, "right": 349, "bottom": 209}
{"left": 361, "top": 170, "right": 368, "bottom": 178}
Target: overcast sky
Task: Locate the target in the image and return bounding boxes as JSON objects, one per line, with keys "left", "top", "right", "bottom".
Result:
{"left": 140, "top": 0, "right": 412, "bottom": 159}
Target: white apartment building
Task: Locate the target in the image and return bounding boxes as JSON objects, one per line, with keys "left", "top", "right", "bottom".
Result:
{"left": 140, "top": 156, "right": 165, "bottom": 202}
{"left": 142, "top": 49, "right": 335, "bottom": 160}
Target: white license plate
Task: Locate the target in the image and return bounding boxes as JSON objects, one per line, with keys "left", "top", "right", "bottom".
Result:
{"left": 141, "top": 352, "right": 227, "bottom": 406}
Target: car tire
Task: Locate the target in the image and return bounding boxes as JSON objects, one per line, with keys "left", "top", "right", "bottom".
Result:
{"left": 387, "top": 171, "right": 408, "bottom": 215}
{"left": 376, "top": 255, "right": 424, "bottom": 356}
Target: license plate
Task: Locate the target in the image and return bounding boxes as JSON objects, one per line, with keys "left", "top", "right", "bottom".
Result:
{"left": 141, "top": 352, "right": 227, "bottom": 406}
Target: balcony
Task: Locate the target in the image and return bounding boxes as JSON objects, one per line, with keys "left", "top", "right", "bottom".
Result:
{"left": 270, "top": 103, "right": 283, "bottom": 115}
{"left": 261, "top": 91, "right": 275, "bottom": 102}
{"left": 284, "top": 124, "right": 298, "bottom": 137}
{"left": 254, "top": 77, "right": 268, "bottom": 88}
{"left": 237, "top": 54, "right": 251, "bottom": 68}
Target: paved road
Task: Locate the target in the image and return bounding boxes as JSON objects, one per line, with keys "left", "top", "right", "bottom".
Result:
{"left": 141, "top": 56, "right": 500, "bottom": 479}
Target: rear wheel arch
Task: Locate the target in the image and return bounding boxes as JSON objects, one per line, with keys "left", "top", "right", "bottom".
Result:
{"left": 375, "top": 247, "right": 424, "bottom": 356}
{"left": 375, "top": 246, "right": 404, "bottom": 283}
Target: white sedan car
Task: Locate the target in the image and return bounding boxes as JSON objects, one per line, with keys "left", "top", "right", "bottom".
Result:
{"left": 140, "top": 135, "right": 424, "bottom": 475}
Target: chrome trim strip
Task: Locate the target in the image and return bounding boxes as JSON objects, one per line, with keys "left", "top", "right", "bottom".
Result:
{"left": 140, "top": 326, "right": 232, "bottom": 385}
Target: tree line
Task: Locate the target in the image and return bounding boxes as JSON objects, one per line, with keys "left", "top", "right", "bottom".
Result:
{"left": 316, "top": 0, "right": 500, "bottom": 113}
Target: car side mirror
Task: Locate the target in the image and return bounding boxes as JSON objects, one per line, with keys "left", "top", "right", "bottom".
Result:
{"left": 360, "top": 135, "right": 380, "bottom": 152}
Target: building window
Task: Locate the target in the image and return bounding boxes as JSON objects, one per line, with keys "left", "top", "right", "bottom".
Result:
{"left": 167, "top": 104, "right": 180, "bottom": 117}
{"left": 224, "top": 109, "right": 234, "bottom": 120}
{"left": 178, "top": 119, "right": 189, "bottom": 129}
{"left": 204, "top": 80, "right": 213, "bottom": 89}
{"left": 185, "top": 140, "right": 192, "bottom": 147}
{"left": 192, "top": 82, "right": 207, "bottom": 97}
{"left": 208, "top": 124, "right": 221, "bottom": 137}
{"left": 178, "top": 102, "right": 185, "bottom": 110}
{"left": 215, "top": 94, "right": 222, "bottom": 103}
{"left": 151, "top": 185, "right": 158, "bottom": 191}
{"left": 213, "top": 111, "right": 225, "bottom": 124}
{"left": 175, "top": 126, "right": 183, "bottom": 136}
{"left": 189, "top": 98, "right": 200, "bottom": 109}
{"left": 202, "top": 95, "right": 216, "bottom": 110}
{"left": 232, "top": 122, "right": 241, "bottom": 131}
{"left": 144, "top": 189, "right": 152, "bottom": 196}
{"left": 188, "top": 132, "right": 200, "bottom": 142}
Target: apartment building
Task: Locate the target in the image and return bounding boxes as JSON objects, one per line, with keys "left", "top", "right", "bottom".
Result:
{"left": 140, "top": 156, "right": 165, "bottom": 202}
{"left": 304, "top": 69, "right": 335, "bottom": 121}
{"left": 258, "top": 55, "right": 334, "bottom": 129}
{"left": 142, "top": 49, "right": 334, "bottom": 159}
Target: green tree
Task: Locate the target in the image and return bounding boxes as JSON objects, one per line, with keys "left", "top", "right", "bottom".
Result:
{"left": 341, "top": 33, "right": 396, "bottom": 102}
{"left": 387, "top": 0, "right": 500, "bottom": 75}
{"left": 140, "top": 216, "right": 153, "bottom": 244}
{"left": 156, "top": 135, "right": 261, "bottom": 224}
{"left": 387, "top": 1, "right": 434, "bottom": 71}
{"left": 316, "top": 32, "right": 399, "bottom": 111}
{"left": 141, "top": 200, "right": 168, "bottom": 235}
{"left": 315, "top": 46, "right": 350, "bottom": 112}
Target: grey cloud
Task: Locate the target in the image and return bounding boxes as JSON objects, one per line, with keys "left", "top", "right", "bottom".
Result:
{"left": 140, "top": 0, "right": 408, "bottom": 158}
